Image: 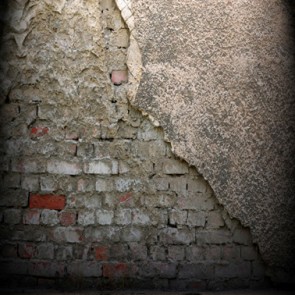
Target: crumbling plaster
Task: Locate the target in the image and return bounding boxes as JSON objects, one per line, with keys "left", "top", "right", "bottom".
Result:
{"left": 117, "top": 0, "right": 295, "bottom": 277}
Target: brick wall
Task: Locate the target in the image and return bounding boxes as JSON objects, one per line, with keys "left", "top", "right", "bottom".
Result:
{"left": 0, "top": 0, "right": 266, "bottom": 290}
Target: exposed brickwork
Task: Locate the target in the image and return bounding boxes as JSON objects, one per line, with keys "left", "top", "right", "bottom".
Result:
{"left": 0, "top": 0, "right": 267, "bottom": 291}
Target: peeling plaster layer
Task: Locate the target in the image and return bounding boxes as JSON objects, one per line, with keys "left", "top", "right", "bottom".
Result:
{"left": 119, "top": 0, "right": 295, "bottom": 276}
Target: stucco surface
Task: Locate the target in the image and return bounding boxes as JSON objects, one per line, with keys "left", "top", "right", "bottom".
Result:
{"left": 123, "top": 0, "right": 295, "bottom": 275}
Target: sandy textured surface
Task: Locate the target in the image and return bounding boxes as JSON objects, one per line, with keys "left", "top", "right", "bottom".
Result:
{"left": 122, "top": 0, "right": 295, "bottom": 277}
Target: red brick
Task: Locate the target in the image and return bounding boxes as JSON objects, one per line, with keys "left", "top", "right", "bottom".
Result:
{"left": 59, "top": 210, "right": 76, "bottom": 226}
{"left": 29, "top": 194, "right": 66, "bottom": 210}
{"left": 23, "top": 209, "right": 40, "bottom": 225}
{"left": 30, "top": 127, "right": 49, "bottom": 137}
{"left": 95, "top": 246, "right": 108, "bottom": 261}
{"left": 18, "top": 243, "right": 36, "bottom": 259}
{"left": 103, "top": 263, "right": 129, "bottom": 278}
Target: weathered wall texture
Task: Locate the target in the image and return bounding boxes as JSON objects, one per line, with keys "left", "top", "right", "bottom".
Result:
{"left": 0, "top": 0, "right": 269, "bottom": 291}
{"left": 123, "top": 0, "right": 295, "bottom": 280}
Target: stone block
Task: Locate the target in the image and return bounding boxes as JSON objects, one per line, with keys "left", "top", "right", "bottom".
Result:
{"left": 178, "top": 263, "right": 214, "bottom": 279}
{"left": 11, "top": 158, "right": 45, "bottom": 173}
{"left": 95, "top": 246, "right": 108, "bottom": 261}
{"left": 56, "top": 246, "right": 73, "bottom": 261}
{"left": 4, "top": 209, "right": 22, "bottom": 224}
{"left": 162, "top": 159, "right": 188, "bottom": 175}
{"left": 51, "top": 227, "right": 83, "bottom": 243}
{"left": 95, "top": 178, "right": 113, "bottom": 192}
{"left": 121, "top": 227, "right": 142, "bottom": 242}
{"left": 36, "top": 243, "right": 54, "bottom": 259}
{"left": 233, "top": 228, "right": 252, "bottom": 245}
{"left": 207, "top": 211, "right": 225, "bottom": 229}
{"left": 78, "top": 210, "right": 95, "bottom": 226}
{"left": 241, "top": 246, "right": 258, "bottom": 260}
{"left": 0, "top": 189, "right": 28, "bottom": 207}
{"left": 21, "top": 175, "right": 39, "bottom": 191}
{"left": 47, "top": 160, "right": 82, "bottom": 175}
{"left": 96, "top": 209, "right": 114, "bottom": 225}
{"left": 115, "top": 208, "right": 132, "bottom": 225}
{"left": 159, "top": 228, "right": 195, "bottom": 245}
{"left": 196, "top": 229, "right": 232, "bottom": 245}
{"left": 40, "top": 176, "right": 58, "bottom": 192}
{"left": 187, "top": 211, "right": 206, "bottom": 227}
{"left": 77, "top": 178, "right": 95, "bottom": 192}
{"left": 132, "top": 209, "right": 150, "bottom": 225}
{"left": 150, "top": 245, "right": 166, "bottom": 261}
{"left": 177, "top": 192, "right": 214, "bottom": 210}
{"left": 109, "top": 244, "right": 128, "bottom": 260}
{"left": 18, "top": 243, "right": 37, "bottom": 259}
{"left": 0, "top": 243, "right": 18, "bottom": 258}
{"left": 154, "top": 177, "right": 170, "bottom": 191}
{"left": 186, "top": 246, "right": 205, "bottom": 261}
{"left": 129, "top": 243, "right": 147, "bottom": 261}
{"left": 222, "top": 245, "right": 240, "bottom": 261}
{"left": 41, "top": 209, "right": 59, "bottom": 225}
{"left": 252, "top": 261, "right": 265, "bottom": 278}
{"left": 168, "top": 245, "right": 185, "bottom": 261}
{"left": 2, "top": 173, "right": 21, "bottom": 188}
{"left": 84, "top": 160, "right": 118, "bottom": 174}
{"left": 67, "top": 261, "right": 102, "bottom": 277}
{"left": 169, "top": 176, "right": 188, "bottom": 195}
{"left": 215, "top": 262, "right": 251, "bottom": 279}
{"left": 204, "top": 246, "right": 221, "bottom": 261}
{"left": 169, "top": 209, "right": 187, "bottom": 225}
{"left": 187, "top": 178, "right": 208, "bottom": 193}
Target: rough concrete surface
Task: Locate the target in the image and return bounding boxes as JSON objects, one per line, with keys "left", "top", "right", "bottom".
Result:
{"left": 124, "top": 0, "right": 295, "bottom": 278}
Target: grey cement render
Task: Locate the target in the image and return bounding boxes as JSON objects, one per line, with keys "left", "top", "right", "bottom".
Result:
{"left": 124, "top": 0, "right": 295, "bottom": 276}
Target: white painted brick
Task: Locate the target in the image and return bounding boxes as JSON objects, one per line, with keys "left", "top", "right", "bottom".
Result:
{"left": 47, "top": 160, "right": 82, "bottom": 175}
{"left": 84, "top": 160, "right": 118, "bottom": 175}
{"left": 96, "top": 209, "right": 114, "bottom": 225}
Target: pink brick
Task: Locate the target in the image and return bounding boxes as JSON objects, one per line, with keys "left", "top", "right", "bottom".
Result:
{"left": 59, "top": 210, "right": 76, "bottom": 226}
{"left": 23, "top": 209, "right": 40, "bottom": 225}
{"left": 111, "top": 70, "right": 128, "bottom": 85}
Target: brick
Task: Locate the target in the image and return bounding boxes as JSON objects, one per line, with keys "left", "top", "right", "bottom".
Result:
{"left": 132, "top": 209, "right": 150, "bottom": 225}
{"left": 18, "top": 243, "right": 36, "bottom": 259}
{"left": 28, "top": 261, "right": 65, "bottom": 277}
{"left": 41, "top": 209, "right": 59, "bottom": 225}
{"left": 187, "top": 211, "right": 206, "bottom": 227}
{"left": 179, "top": 263, "right": 214, "bottom": 279}
{"left": 95, "top": 178, "right": 113, "bottom": 192}
{"left": 111, "top": 70, "right": 128, "bottom": 85}
{"left": 85, "top": 228, "right": 104, "bottom": 242}
{"left": 207, "top": 211, "right": 225, "bottom": 229}
{"left": 96, "top": 209, "right": 114, "bottom": 225}
{"left": 215, "top": 262, "right": 251, "bottom": 278}
{"left": 168, "top": 245, "right": 185, "bottom": 261}
{"left": 204, "top": 246, "right": 221, "bottom": 261}
{"left": 150, "top": 245, "right": 166, "bottom": 261}
{"left": 0, "top": 158, "right": 9, "bottom": 171}
{"left": 51, "top": 227, "right": 83, "bottom": 243}
{"left": 47, "top": 160, "right": 82, "bottom": 175}
{"left": 78, "top": 178, "right": 95, "bottom": 192}
{"left": 0, "top": 189, "right": 28, "bottom": 207}
{"left": 4, "top": 209, "right": 22, "bottom": 224}
{"left": 40, "top": 176, "right": 58, "bottom": 192}
{"left": 154, "top": 178, "right": 169, "bottom": 191}
{"left": 2, "top": 173, "right": 21, "bottom": 188}
{"left": 12, "top": 227, "right": 46, "bottom": 242}
{"left": 109, "top": 244, "right": 128, "bottom": 260}
{"left": 95, "top": 246, "right": 108, "bottom": 261}
{"left": 196, "top": 229, "right": 232, "bottom": 245}
{"left": 169, "top": 209, "right": 187, "bottom": 225}
{"left": 84, "top": 160, "right": 118, "bottom": 175}
{"left": 222, "top": 245, "right": 240, "bottom": 261}
{"left": 129, "top": 243, "right": 147, "bottom": 261}
{"left": 241, "top": 246, "right": 258, "bottom": 260}
{"left": 11, "top": 158, "right": 45, "bottom": 173}
{"left": 187, "top": 178, "right": 208, "bottom": 193}
{"left": 112, "top": 29, "right": 129, "bottom": 48}
{"left": 159, "top": 228, "right": 195, "bottom": 245}
{"left": 0, "top": 244, "right": 18, "bottom": 258}
{"left": 115, "top": 178, "right": 142, "bottom": 192}
{"left": 103, "top": 263, "right": 131, "bottom": 278}
{"left": 56, "top": 246, "right": 73, "bottom": 261}
{"left": 30, "top": 127, "right": 49, "bottom": 137}
{"left": 162, "top": 159, "right": 188, "bottom": 175}
{"left": 78, "top": 210, "right": 95, "bottom": 225}
{"left": 177, "top": 192, "right": 214, "bottom": 210}
{"left": 233, "top": 228, "right": 252, "bottom": 245}
{"left": 186, "top": 246, "right": 205, "bottom": 261}
{"left": 59, "top": 210, "right": 76, "bottom": 226}
{"left": 67, "top": 261, "right": 101, "bottom": 277}
{"left": 29, "top": 194, "right": 66, "bottom": 210}
{"left": 21, "top": 175, "right": 39, "bottom": 191}
{"left": 23, "top": 209, "right": 40, "bottom": 225}
{"left": 121, "top": 227, "right": 142, "bottom": 242}
{"left": 115, "top": 208, "right": 132, "bottom": 225}
{"left": 0, "top": 261, "right": 28, "bottom": 275}
{"left": 36, "top": 243, "right": 54, "bottom": 259}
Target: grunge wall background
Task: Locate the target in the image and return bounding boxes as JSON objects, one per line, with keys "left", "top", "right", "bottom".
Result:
{"left": 0, "top": 0, "right": 294, "bottom": 290}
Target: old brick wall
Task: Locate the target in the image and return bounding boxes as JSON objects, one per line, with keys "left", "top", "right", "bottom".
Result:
{"left": 0, "top": 0, "right": 266, "bottom": 290}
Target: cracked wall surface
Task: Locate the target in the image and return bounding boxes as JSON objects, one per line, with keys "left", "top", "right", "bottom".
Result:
{"left": 120, "top": 0, "right": 295, "bottom": 281}
{"left": 0, "top": 0, "right": 269, "bottom": 290}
